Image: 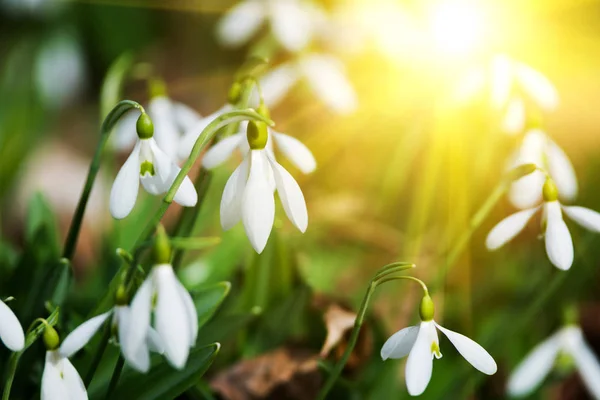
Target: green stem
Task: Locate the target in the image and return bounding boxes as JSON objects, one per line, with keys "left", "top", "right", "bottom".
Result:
{"left": 63, "top": 100, "right": 144, "bottom": 261}
{"left": 316, "top": 263, "right": 415, "bottom": 400}
{"left": 84, "top": 323, "right": 112, "bottom": 387}
{"left": 105, "top": 356, "right": 125, "bottom": 399}
{"left": 432, "top": 180, "right": 508, "bottom": 290}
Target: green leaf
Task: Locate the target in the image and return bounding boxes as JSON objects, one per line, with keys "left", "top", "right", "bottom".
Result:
{"left": 193, "top": 282, "right": 231, "bottom": 330}
{"left": 198, "top": 308, "right": 262, "bottom": 346}
{"left": 110, "top": 343, "right": 220, "bottom": 400}
{"left": 170, "top": 236, "right": 221, "bottom": 250}
{"left": 25, "top": 192, "right": 59, "bottom": 249}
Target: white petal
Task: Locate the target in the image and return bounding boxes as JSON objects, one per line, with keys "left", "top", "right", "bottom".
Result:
{"left": 381, "top": 326, "right": 419, "bottom": 360}
{"left": 260, "top": 63, "right": 300, "bottom": 108}
{"left": 0, "top": 300, "right": 24, "bottom": 351}
{"left": 149, "top": 140, "right": 198, "bottom": 207}
{"left": 202, "top": 133, "right": 244, "bottom": 169}
{"left": 485, "top": 207, "right": 539, "bottom": 250}
{"left": 148, "top": 96, "right": 179, "bottom": 160}
{"left": 405, "top": 321, "right": 436, "bottom": 396}
{"left": 242, "top": 151, "right": 275, "bottom": 253}
{"left": 220, "top": 155, "right": 250, "bottom": 230}
{"left": 154, "top": 265, "right": 191, "bottom": 369}
{"left": 125, "top": 341, "right": 151, "bottom": 373}
{"left": 109, "top": 141, "right": 141, "bottom": 219}
{"left": 146, "top": 328, "right": 165, "bottom": 354}
{"left": 270, "top": 0, "right": 312, "bottom": 52}
{"left": 114, "top": 306, "right": 130, "bottom": 346}
{"left": 272, "top": 131, "right": 316, "bottom": 174}
{"left": 267, "top": 156, "right": 308, "bottom": 232}
{"left": 502, "top": 98, "right": 526, "bottom": 135}
{"left": 506, "top": 333, "right": 561, "bottom": 396}
{"left": 172, "top": 102, "right": 202, "bottom": 133}
{"left": 59, "top": 311, "right": 111, "bottom": 358}
{"left": 515, "top": 63, "right": 559, "bottom": 110}
{"left": 509, "top": 171, "right": 545, "bottom": 210}
{"left": 216, "top": 0, "right": 265, "bottom": 47}
{"left": 545, "top": 201, "right": 573, "bottom": 270}
{"left": 124, "top": 276, "right": 153, "bottom": 369}
{"left": 61, "top": 357, "right": 88, "bottom": 399}
{"left": 300, "top": 54, "right": 357, "bottom": 114}
{"left": 547, "top": 139, "right": 578, "bottom": 201}
{"left": 490, "top": 54, "right": 514, "bottom": 109}
{"left": 41, "top": 351, "right": 69, "bottom": 400}
{"left": 435, "top": 323, "right": 497, "bottom": 375}
{"left": 176, "top": 279, "right": 198, "bottom": 346}
{"left": 569, "top": 330, "right": 600, "bottom": 399}
{"left": 112, "top": 110, "right": 139, "bottom": 151}
{"left": 563, "top": 206, "right": 600, "bottom": 233}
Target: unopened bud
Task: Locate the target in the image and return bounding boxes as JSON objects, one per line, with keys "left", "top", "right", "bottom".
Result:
{"left": 419, "top": 294, "right": 435, "bottom": 321}
{"left": 247, "top": 121, "right": 268, "bottom": 150}
{"left": 136, "top": 113, "right": 154, "bottom": 139}
{"left": 543, "top": 178, "right": 558, "bottom": 202}
{"left": 43, "top": 325, "right": 60, "bottom": 351}
{"left": 508, "top": 163, "right": 538, "bottom": 181}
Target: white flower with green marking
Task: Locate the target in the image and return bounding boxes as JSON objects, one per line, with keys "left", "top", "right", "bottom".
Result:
{"left": 41, "top": 350, "right": 87, "bottom": 400}
{"left": 381, "top": 295, "right": 496, "bottom": 396}
{"left": 109, "top": 113, "right": 198, "bottom": 219}
{"left": 0, "top": 299, "right": 24, "bottom": 352}
{"left": 210, "top": 120, "right": 309, "bottom": 253}
{"left": 508, "top": 325, "right": 600, "bottom": 399}
{"left": 127, "top": 264, "right": 197, "bottom": 370}
{"left": 486, "top": 178, "right": 600, "bottom": 270}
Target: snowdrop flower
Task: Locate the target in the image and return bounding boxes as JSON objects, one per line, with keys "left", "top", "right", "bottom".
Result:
{"left": 486, "top": 178, "right": 600, "bottom": 270}
{"left": 381, "top": 294, "right": 496, "bottom": 396}
{"left": 0, "top": 299, "right": 25, "bottom": 352}
{"left": 508, "top": 325, "right": 600, "bottom": 399}
{"left": 509, "top": 129, "right": 577, "bottom": 209}
{"left": 258, "top": 54, "right": 357, "bottom": 114}
{"left": 212, "top": 120, "right": 309, "bottom": 253}
{"left": 216, "top": 0, "right": 323, "bottom": 52}
{"left": 114, "top": 84, "right": 202, "bottom": 161}
{"left": 202, "top": 121, "right": 316, "bottom": 175}
{"left": 41, "top": 325, "right": 87, "bottom": 400}
{"left": 456, "top": 54, "right": 558, "bottom": 134}
{"left": 127, "top": 263, "right": 197, "bottom": 370}
{"left": 58, "top": 288, "right": 164, "bottom": 373}
{"left": 178, "top": 103, "right": 235, "bottom": 161}
{"left": 109, "top": 112, "right": 197, "bottom": 219}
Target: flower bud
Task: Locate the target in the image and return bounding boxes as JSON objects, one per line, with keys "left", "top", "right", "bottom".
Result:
{"left": 419, "top": 293, "right": 435, "bottom": 321}
{"left": 227, "top": 82, "right": 243, "bottom": 104}
{"left": 247, "top": 121, "right": 268, "bottom": 150}
{"left": 542, "top": 178, "right": 558, "bottom": 202}
{"left": 507, "top": 163, "right": 538, "bottom": 181}
{"left": 43, "top": 325, "right": 60, "bottom": 351}
{"left": 115, "top": 284, "right": 128, "bottom": 306}
{"left": 136, "top": 113, "right": 154, "bottom": 139}
{"left": 153, "top": 225, "right": 171, "bottom": 265}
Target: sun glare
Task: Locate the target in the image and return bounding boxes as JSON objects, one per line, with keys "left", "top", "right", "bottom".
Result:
{"left": 428, "top": 1, "right": 486, "bottom": 57}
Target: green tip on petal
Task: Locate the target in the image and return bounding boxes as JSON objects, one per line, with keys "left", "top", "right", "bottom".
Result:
{"left": 136, "top": 113, "right": 154, "bottom": 139}
{"left": 247, "top": 120, "right": 268, "bottom": 150}
{"left": 543, "top": 178, "right": 559, "bottom": 202}
{"left": 43, "top": 325, "right": 60, "bottom": 351}
{"left": 153, "top": 224, "right": 172, "bottom": 265}
{"left": 419, "top": 294, "right": 435, "bottom": 321}
{"left": 140, "top": 161, "right": 155, "bottom": 176}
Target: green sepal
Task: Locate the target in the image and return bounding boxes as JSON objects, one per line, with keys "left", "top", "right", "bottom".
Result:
{"left": 543, "top": 178, "right": 559, "bottom": 202}
{"left": 136, "top": 113, "right": 154, "bottom": 139}
{"left": 247, "top": 120, "right": 268, "bottom": 150}
{"left": 419, "top": 294, "right": 435, "bottom": 321}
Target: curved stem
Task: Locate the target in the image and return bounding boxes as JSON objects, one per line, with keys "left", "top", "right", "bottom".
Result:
{"left": 316, "top": 263, "right": 415, "bottom": 400}
{"left": 63, "top": 100, "right": 144, "bottom": 261}
{"left": 376, "top": 275, "right": 429, "bottom": 294}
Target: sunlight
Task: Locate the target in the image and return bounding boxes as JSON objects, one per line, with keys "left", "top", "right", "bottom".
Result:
{"left": 428, "top": 1, "right": 487, "bottom": 57}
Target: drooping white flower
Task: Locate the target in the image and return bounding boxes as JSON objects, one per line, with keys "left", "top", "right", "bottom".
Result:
{"left": 508, "top": 325, "right": 600, "bottom": 399}
{"left": 127, "top": 264, "right": 197, "bottom": 370}
{"left": 216, "top": 0, "right": 324, "bottom": 52}
{"left": 258, "top": 54, "right": 357, "bottom": 114}
{"left": 202, "top": 121, "right": 316, "bottom": 174}
{"left": 211, "top": 122, "right": 309, "bottom": 253}
{"left": 41, "top": 350, "right": 87, "bottom": 400}
{"left": 0, "top": 299, "right": 25, "bottom": 352}
{"left": 509, "top": 129, "right": 577, "bottom": 209}
{"left": 381, "top": 304, "right": 496, "bottom": 396}
{"left": 113, "top": 97, "right": 201, "bottom": 161}
{"left": 486, "top": 178, "right": 600, "bottom": 270}
{"left": 59, "top": 305, "right": 164, "bottom": 373}
{"left": 178, "top": 104, "right": 235, "bottom": 161}
{"left": 455, "top": 54, "right": 558, "bottom": 134}
{"left": 109, "top": 113, "right": 198, "bottom": 219}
